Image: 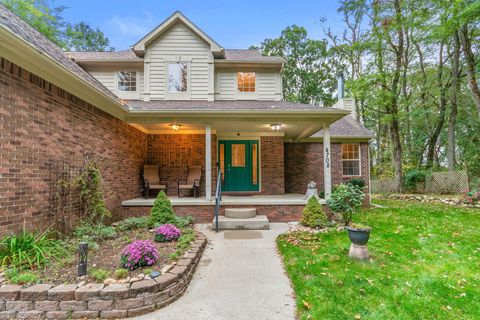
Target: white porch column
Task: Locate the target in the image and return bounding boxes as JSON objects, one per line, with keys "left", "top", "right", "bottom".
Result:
{"left": 205, "top": 126, "right": 212, "bottom": 201}
{"left": 323, "top": 122, "right": 332, "bottom": 199}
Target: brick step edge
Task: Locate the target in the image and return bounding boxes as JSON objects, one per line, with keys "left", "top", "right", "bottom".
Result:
{"left": 0, "top": 232, "right": 208, "bottom": 319}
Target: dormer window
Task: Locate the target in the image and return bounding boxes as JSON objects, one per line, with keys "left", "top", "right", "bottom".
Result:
{"left": 117, "top": 71, "right": 137, "bottom": 92}
{"left": 168, "top": 63, "right": 188, "bottom": 92}
{"left": 237, "top": 72, "right": 256, "bottom": 92}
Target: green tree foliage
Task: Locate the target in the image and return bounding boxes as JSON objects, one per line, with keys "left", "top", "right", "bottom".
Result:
{"left": 148, "top": 191, "right": 177, "bottom": 227}
{"left": 258, "top": 25, "right": 337, "bottom": 106}
{"left": 64, "top": 22, "right": 114, "bottom": 51}
{"left": 2, "top": 0, "right": 66, "bottom": 46}
{"left": 1, "top": 0, "right": 113, "bottom": 51}
{"left": 301, "top": 196, "right": 328, "bottom": 228}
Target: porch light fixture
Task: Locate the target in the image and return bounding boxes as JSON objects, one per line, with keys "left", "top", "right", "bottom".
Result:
{"left": 270, "top": 123, "right": 282, "bottom": 131}
{"left": 170, "top": 123, "right": 182, "bottom": 130}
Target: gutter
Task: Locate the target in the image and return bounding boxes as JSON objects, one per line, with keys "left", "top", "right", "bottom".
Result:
{"left": 0, "top": 25, "right": 128, "bottom": 119}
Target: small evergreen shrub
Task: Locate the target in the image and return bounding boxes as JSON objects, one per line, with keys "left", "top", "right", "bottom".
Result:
{"left": 74, "top": 223, "right": 117, "bottom": 242}
{"left": 347, "top": 178, "right": 365, "bottom": 190}
{"left": 148, "top": 191, "right": 177, "bottom": 227}
{"left": 403, "top": 170, "right": 427, "bottom": 192}
{"left": 89, "top": 268, "right": 109, "bottom": 282}
{"left": 327, "top": 184, "right": 365, "bottom": 226}
{"left": 154, "top": 224, "right": 181, "bottom": 242}
{"left": 120, "top": 240, "right": 159, "bottom": 270}
{"left": 301, "top": 197, "right": 328, "bottom": 228}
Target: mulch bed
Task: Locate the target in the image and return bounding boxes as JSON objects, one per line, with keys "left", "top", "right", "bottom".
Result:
{"left": 36, "top": 228, "right": 185, "bottom": 285}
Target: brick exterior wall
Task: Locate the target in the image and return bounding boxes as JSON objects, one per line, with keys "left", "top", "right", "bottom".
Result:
{"left": 146, "top": 134, "right": 217, "bottom": 197}
{"left": 260, "top": 136, "right": 285, "bottom": 194}
{"left": 0, "top": 58, "right": 147, "bottom": 235}
{"left": 285, "top": 142, "right": 370, "bottom": 194}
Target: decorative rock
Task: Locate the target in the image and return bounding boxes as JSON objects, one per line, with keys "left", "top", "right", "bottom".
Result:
{"left": 77, "top": 281, "right": 86, "bottom": 287}
{"left": 130, "top": 277, "right": 140, "bottom": 283}
{"left": 137, "top": 274, "right": 145, "bottom": 281}
{"left": 150, "top": 271, "right": 161, "bottom": 279}
{"left": 103, "top": 278, "right": 117, "bottom": 285}
{"left": 118, "top": 279, "right": 128, "bottom": 284}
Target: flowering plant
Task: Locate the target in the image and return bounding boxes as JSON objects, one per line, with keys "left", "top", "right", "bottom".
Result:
{"left": 462, "top": 189, "right": 480, "bottom": 204}
{"left": 120, "top": 240, "right": 158, "bottom": 270}
{"left": 154, "top": 224, "right": 181, "bottom": 242}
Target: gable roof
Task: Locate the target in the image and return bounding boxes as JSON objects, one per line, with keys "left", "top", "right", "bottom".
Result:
{"left": 0, "top": 4, "right": 125, "bottom": 113}
{"left": 133, "top": 11, "right": 224, "bottom": 57}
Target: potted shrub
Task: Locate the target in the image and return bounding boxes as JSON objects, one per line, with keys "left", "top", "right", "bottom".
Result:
{"left": 327, "top": 184, "right": 369, "bottom": 246}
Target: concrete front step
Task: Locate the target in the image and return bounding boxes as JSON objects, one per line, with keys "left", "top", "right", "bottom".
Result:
{"left": 225, "top": 208, "right": 256, "bottom": 219}
{"left": 213, "top": 215, "right": 269, "bottom": 230}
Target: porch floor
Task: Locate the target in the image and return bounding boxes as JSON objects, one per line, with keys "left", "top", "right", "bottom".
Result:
{"left": 122, "top": 193, "right": 325, "bottom": 207}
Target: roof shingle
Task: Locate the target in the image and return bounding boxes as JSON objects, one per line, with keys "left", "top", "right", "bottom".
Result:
{"left": 313, "top": 115, "right": 374, "bottom": 138}
{"left": 0, "top": 4, "right": 121, "bottom": 103}
{"left": 67, "top": 49, "right": 142, "bottom": 61}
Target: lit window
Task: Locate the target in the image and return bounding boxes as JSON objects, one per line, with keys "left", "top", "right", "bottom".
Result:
{"left": 237, "top": 72, "right": 256, "bottom": 92}
{"left": 117, "top": 71, "right": 136, "bottom": 92}
{"left": 342, "top": 144, "right": 361, "bottom": 176}
{"left": 168, "top": 63, "right": 188, "bottom": 92}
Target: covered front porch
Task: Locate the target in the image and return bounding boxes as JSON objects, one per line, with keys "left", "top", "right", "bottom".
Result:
{"left": 125, "top": 101, "right": 350, "bottom": 202}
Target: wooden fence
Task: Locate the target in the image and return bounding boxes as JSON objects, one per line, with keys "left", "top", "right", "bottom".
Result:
{"left": 371, "top": 170, "right": 470, "bottom": 194}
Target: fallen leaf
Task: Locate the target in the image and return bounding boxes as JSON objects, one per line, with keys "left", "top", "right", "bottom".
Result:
{"left": 303, "top": 300, "right": 312, "bottom": 310}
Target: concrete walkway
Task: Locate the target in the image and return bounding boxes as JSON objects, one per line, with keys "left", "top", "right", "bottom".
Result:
{"left": 131, "top": 223, "right": 295, "bottom": 320}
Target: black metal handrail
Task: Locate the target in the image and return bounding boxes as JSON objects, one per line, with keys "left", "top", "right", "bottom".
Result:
{"left": 214, "top": 166, "right": 222, "bottom": 232}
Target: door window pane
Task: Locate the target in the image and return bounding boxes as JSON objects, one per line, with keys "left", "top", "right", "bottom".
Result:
{"left": 232, "top": 144, "right": 246, "bottom": 167}
{"left": 252, "top": 143, "right": 258, "bottom": 185}
{"left": 219, "top": 144, "right": 225, "bottom": 182}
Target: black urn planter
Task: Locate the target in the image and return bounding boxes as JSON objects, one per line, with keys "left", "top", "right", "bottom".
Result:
{"left": 346, "top": 226, "right": 371, "bottom": 246}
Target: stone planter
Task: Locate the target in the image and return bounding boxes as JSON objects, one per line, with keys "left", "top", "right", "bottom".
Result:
{"left": 0, "top": 233, "right": 207, "bottom": 319}
{"left": 346, "top": 226, "right": 371, "bottom": 246}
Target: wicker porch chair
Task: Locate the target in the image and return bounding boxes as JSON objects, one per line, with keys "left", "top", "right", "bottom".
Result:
{"left": 178, "top": 166, "right": 202, "bottom": 198}
{"left": 143, "top": 165, "right": 167, "bottom": 198}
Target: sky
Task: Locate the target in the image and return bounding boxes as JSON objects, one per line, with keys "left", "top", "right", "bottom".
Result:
{"left": 56, "top": 0, "right": 345, "bottom": 51}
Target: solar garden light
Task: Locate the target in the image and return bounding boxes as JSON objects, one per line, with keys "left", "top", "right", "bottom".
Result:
{"left": 78, "top": 242, "right": 88, "bottom": 277}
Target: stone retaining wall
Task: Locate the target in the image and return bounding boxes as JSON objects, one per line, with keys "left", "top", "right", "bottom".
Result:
{"left": 0, "top": 234, "right": 207, "bottom": 319}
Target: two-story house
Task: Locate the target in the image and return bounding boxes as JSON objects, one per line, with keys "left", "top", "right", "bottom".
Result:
{"left": 0, "top": 7, "right": 373, "bottom": 234}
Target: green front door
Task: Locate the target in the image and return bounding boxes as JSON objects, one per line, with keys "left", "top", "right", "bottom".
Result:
{"left": 218, "top": 140, "right": 259, "bottom": 192}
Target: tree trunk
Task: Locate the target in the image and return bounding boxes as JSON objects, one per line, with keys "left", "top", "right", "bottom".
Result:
{"left": 458, "top": 25, "right": 480, "bottom": 117}
{"left": 448, "top": 31, "right": 460, "bottom": 171}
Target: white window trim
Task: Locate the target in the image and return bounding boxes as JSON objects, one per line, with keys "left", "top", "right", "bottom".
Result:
{"left": 236, "top": 72, "right": 258, "bottom": 100}
{"left": 166, "top": 62, "right": 190, "bottom": 99}
{"left": 341, "top": 143, "right": 362, "bottom": 177}
{"left": 115, "top": 71, "right": 139, "bottom": 99}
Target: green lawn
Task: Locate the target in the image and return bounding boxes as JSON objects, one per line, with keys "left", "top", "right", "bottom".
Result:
{"left": 277, "top": 200, "right": 480, "bottom": 320}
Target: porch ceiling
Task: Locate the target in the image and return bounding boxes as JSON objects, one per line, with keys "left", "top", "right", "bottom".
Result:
{"left": 125, "top": 109, "right": 349, "bottom": 140}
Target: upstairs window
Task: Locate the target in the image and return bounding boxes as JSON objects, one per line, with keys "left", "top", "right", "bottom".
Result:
{"left": 237, "top": 72, "right": 256, "bottom": 92}
{"left": 117, "top": 71, "right": 137, "bottom": 92}
{"left": 342, "top": 144, "right": 361, "bottom": 176}
{"left": 168, "top": 63, "right": 188, "bottom": 92}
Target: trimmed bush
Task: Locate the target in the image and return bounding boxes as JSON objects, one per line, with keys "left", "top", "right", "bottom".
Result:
{"left": 120, "top": 240, "right": 159, "bottom": 270}
{"left": 301, "top": 197, "right": 328, "bottom": 228}
{"left": 148, "top": 191, "right": 177, "bottom": 227}
{"left": 89, "top": 268, "right": 109, "bottom": 282}
{"left": 154, "top": 224, "right": 181, "bottom": 242}
{"left": 327, "top": 183, "right": 365, "bottom": 226}
{"left": 347, "top": 178, "right": 365, "bottom": 189}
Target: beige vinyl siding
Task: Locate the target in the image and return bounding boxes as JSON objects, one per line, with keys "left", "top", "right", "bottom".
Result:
{"left": 145, "top": 22, "right": 213, "bottom": 101}
{"left": 214, "top": 70, "right": 282, "bottom": 101}
{"left": 89, "top": 71, "right": 116, "bottom": 92}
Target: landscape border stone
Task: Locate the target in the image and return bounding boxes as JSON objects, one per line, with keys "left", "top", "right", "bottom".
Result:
{"left": 0, "top": 232, "right": 207, "bottom": 319}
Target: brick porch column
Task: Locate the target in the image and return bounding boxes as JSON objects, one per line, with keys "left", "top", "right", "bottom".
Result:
{"left": 323, "top": 122, "right": 332, "bottom": 199}
{"left": 205, "top": 126, "right": 212, "bottom": 201}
